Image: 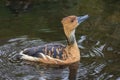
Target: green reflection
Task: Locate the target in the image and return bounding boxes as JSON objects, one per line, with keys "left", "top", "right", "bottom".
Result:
{"left": 0, "top": 0, "right": 119, "bottom": 48}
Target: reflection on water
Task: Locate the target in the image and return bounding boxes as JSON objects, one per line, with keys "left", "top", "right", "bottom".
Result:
{"left": 0, "top": 0, "right": 120, "bottom": 80}
{"left": 0, "top": 36, "right": 119, "bottom": 80}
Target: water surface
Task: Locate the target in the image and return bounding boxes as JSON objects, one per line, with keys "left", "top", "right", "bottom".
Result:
{"left": 0, "top": 0, "right": 120, "bottom": 80}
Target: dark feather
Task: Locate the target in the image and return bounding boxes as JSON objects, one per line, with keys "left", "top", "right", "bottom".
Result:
{"left": 23, "top": 43, "right": 65, "bottom": 59}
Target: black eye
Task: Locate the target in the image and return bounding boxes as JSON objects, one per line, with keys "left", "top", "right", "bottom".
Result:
{"left": 71, "top": 20, "right": 74, "bottom": 22}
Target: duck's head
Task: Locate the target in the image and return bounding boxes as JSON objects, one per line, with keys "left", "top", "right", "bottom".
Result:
{"left": 61, "top": 15, "right": 89, "bottom": 44}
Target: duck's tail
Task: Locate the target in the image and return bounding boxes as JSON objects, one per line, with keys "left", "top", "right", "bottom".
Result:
{"left": 12, "top": 50, "right": 55, "bottom": 63}
{"left": 18, "top": 51, "right": 41, "bottom": 62}
{"left": 10, "top": 51, "right": 41, "bottom": 63}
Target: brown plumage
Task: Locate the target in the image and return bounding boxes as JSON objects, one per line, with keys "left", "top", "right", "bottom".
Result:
{"left": 14, "top": 15, "right": 88, "bottom": 80}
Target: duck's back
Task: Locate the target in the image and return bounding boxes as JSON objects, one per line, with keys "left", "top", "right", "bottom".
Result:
{"left": 22, "top": 43, "right": 65, "bottom": 60}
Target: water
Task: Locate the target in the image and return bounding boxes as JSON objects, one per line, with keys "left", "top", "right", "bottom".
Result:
{"left": 0, "top": 0, "right": 120, "bottom": 80}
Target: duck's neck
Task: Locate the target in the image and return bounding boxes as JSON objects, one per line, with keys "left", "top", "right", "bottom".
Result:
{"left": 67, "top": 30, "right": 77, "bottom": 46}
{"left": 65, "top": 29, "right": 80, "bottom": 59}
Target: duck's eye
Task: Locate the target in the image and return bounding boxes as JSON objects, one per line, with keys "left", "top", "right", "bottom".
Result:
{"left": 71, "top": 20, "right": 74, "bottom": 22}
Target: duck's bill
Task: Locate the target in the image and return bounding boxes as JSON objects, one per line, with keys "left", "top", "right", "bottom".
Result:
{"left": 77, "top": 15, "right": 89, "bottom": 24}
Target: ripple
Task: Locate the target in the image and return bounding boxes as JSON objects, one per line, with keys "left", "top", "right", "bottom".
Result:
{"left": 81, "top": 44, "right": 105, "bottom": 58}
{"left": 0, "top": 36, "right": 119, "bottom": 80}
{"left": 93, "top": 63, "right": 106, "bottom": 74}
{"left": 78, "top": 36, "right": 105, "bottom": 58}
{"left": 8, "top": 36, "right": 27, "bottom": 42}
{"left": 78, "top": 35, "right": 86, "bottom": 49}
{"left": 22, "top": 75, "right": 35, "bottom": 80}
{"left": 116, "top": 77, "right": 120, "bottom": 80}
{"left": 78, "top": 36, "right": 86, "bottom": 43}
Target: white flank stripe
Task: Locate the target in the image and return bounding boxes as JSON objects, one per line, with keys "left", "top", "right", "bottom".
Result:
{"left": 19, "top": 50, "right": 40, "bottom": 61}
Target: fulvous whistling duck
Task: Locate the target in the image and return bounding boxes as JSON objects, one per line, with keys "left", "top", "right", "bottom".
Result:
{"left": 14, "top": 15, "right": 88, "bottom": 80}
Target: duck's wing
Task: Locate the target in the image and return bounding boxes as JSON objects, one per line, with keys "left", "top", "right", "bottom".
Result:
{"left": 18, "top": 43, "right": 79, "bottom": 65}
{"left": 19, "top": 43, "right": 65, "bottom": 61}
{"left": 23, "top": 43, "right": 65, "bottom": 59}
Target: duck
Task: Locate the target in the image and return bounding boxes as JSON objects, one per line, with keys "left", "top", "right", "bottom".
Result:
{"left": 14, "top": 14, "right": 89, "bottom": 80}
